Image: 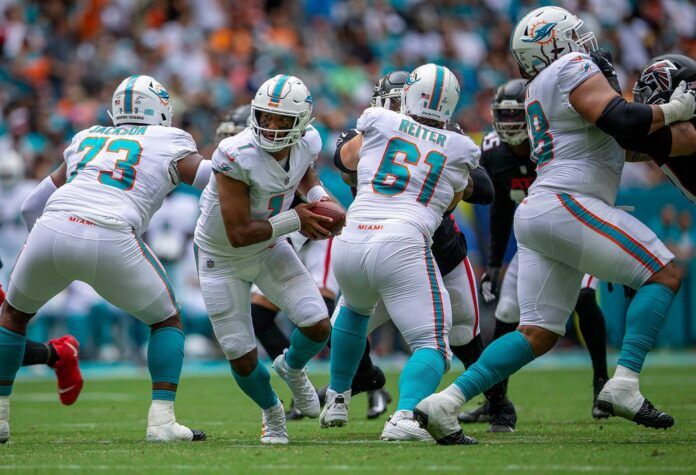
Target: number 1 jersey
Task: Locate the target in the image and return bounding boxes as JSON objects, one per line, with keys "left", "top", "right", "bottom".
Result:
{"left": 349, "top": 107, "right": 479, "bottom": 238}
{"left": 526, "top": 53, "right": 624, "bottom": 205}
{"left": 44, "top": 125, "right": 198, "bottom": 235}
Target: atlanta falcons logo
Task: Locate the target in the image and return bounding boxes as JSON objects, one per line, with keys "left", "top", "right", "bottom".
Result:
{"left": 639, "top": 60, "right": 678, "bottom": 94}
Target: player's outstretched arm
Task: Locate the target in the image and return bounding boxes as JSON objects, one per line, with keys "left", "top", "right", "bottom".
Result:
{"left": 619, "top": 120, "right": 696, "bottom": 160}
{"left": 20, "top": 162, "right": 67, "bottom": 231}
{"left": 570, "top": 74, "right": 696, "bottom": 140}
{"left": 176, "top": 152, "right": 211, "bottom": 190}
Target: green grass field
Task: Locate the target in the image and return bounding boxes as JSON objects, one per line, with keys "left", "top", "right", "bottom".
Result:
{"left": 2, "top": 366, "right": 695, "bottom": 474}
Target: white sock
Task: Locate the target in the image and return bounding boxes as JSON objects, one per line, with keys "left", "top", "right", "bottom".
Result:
{"left": 443, "top": 384, "right": 467, "bottom": 407}
{"left": 614, "top": 365, "right": 639, "bottom": 382}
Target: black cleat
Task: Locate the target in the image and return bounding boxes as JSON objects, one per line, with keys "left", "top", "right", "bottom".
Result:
{"left": 632, "top": 399, "right": 674, "bottom": 429}
{"left": 286, "top": 398, "right": 305, "bottom": 421}
{"left": 488, "top": 399, "right": 516, "bottom": 433}
{"left": 351, "top": 366, "right": 387, "bottom": 396}
{"left": 191, "top": 429, "right": 207, "bottom": 441}
{"left": 436, "top": 430, "right": 478, "bottom": 446}
{"left": 457, "top": 401, "right": 490, "bottom": 424}
{"left": 317, "top": 385, "right": 328, "bottom": 407}
{"left": 592, "top": 377, "right": 610, "bottom": 419}
{"left": 367, "top": 389, "right": 392, "bottom": 419}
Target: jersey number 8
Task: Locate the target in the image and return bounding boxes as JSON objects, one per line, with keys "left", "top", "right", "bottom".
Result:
{"left": 68, "top": 137, "right": 142, "bottom": 191}
{"left": 372, "top": 137, "right": 446, "bottom": 206}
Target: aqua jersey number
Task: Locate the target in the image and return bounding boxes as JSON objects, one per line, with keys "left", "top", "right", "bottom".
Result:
{"left": 526, "top": 100, "right": 554, "bottom": 167}
{"left": 70, "top": 137, "right": 143, "bottom": 191}
{"left": 371, "top": 137, "right": 446, "bottom": 205}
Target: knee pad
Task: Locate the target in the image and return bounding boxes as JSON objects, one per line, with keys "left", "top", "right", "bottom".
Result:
{"left": 209, "top": 312, "right": 256, "bottom": 360}
{"left": 495, "top": 297, "right": 520, "bottom": 324}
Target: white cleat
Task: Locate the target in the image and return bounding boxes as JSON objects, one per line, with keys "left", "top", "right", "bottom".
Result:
{"left": 414, "top": 390, "right": 477, "bottom": 445}
{"left": 261, "top": 400, "right": 289, "bottom": 445}
{"left": 146, "top": 400, "right": 206, "bottom": 442}
{"left": 380, "top": 410, "right": 433, "bottom": 441}
{"left": 272, "top": 352, "right": 320, "bottom": 418}
{"left": 596, "top": 377, "right": 674, "bottom": 429}
{"left": 320, "top": 388, "right": 351, "bottom": 428}
{"left": 0, "top": 397, "right": 9, "bottom": 444}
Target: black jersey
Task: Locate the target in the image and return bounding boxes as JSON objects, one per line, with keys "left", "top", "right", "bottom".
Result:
{"left": 431, "top": 212, "right": 467, "bottom": 276}
{"left": 653, "top": 155, "right": 696, "bottom": 203}
{"left": 480, "top": 131, "right": 536, "bottom": 268}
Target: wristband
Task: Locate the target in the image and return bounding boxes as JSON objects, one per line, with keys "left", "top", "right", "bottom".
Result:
{"left": 269, "top": 209, "right": 301, "bottom": 239}
{"left": 307, "top": 185, "right": 329, "bottom": 202}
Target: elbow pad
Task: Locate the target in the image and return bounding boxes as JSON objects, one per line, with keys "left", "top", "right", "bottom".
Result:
{"left": 333, "top": 128, "right": 359, "bottom": 174}
{"left": 466, "top": 166, "right": 495, "bottom": 205}
{"left": 614, "top": 126, "right": 672, "bottom": 161}
{"left": 596, "top": 97, "right": 653, "bottom": 141}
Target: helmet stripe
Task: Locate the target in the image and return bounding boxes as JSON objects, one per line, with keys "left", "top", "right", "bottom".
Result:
{"left": 270, "top": 75, "right": 289, "bottom": 104}
{"left": 428, "top": 66, "right": 445, "bottom": 111}
{"left": 123, "top": 75, "right": 139, "bottom": 114}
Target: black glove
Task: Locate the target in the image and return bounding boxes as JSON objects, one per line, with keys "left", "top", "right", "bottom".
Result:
{"left": 334, "top": 128, "right": 360, "bottom": 174}
{"left": 480, "top": 267, "right": 501, "bottom": 303}
{"left": 590, "top": 49, "right": 621, "bottom": 95}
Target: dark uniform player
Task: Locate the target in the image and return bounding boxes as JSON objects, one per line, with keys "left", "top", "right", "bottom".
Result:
{"left": 458, "top": 79, "right": 612, "bottom": 426}
{"left": 629, "top": 53, "right": 696, "bottom": 201}
{"left": 334, "top": 71, "right": 520, "bottom": 433}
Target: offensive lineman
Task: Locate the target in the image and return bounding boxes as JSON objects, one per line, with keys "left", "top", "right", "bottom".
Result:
{"left": 415, "top": 6, "right": 696, "bottom": 444}
{"left": 321, "top": 64, "right": 479, "bottom": 444}
{"left": 332, "top": 71, "right": 515, "bottom": 438}
{"left": 459, "top": 79, "right": 611, "bottom": 426}
{"left": 194, "top": 75, "right": 334, "bottom": 445}
{"left": 0, "top": 75, "right": 211, "bottom": 443}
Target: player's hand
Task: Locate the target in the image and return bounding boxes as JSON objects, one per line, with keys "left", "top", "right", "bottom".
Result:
{"left": 659, "top": 81, "right": 696, "bottom": 124}
{"left": 590, "top": 49, "right": 621, "bottom": 95}
{"left": 295, "top": 202, "right": 332, "bottom": 240}
{"left": 480, "top": 267, "right": 500, "bottom": 303}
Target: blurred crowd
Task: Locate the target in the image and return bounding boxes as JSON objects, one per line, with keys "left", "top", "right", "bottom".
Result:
{"left": 0, "top": 0, "right": 695, "bottom": 361}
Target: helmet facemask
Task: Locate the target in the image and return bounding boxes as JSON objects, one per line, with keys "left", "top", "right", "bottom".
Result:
{"left": 250, "top": 107, "right": 311, "bottom": 153}
{"left": 492, "top": 101, "right": 528, "bottom": 145}
{"left": 371, "top": 90, "right": 403, "bottom": 112}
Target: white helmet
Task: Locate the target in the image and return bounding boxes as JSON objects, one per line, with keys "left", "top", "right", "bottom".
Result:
{"left": 511, "top": 6, "right": 597, "bottom": 79}
{"left": 401, "top": 64, "right": 460, "bottom": 123}
{"left": 250, "top": 74, "right": 313, "bottom": 152}
{"left": 0, "top": 149, "right": 25, "bottom": 187}
{"left": 111, "top": 75, "right": 173, "bottom": 127}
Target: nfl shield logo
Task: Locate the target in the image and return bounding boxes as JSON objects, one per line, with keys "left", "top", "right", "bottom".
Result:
{"left": 284, "top": 177, "right": 290, "bottom": 185}
{"left": 206, "top": 259, "right": 215, "bottom": 269}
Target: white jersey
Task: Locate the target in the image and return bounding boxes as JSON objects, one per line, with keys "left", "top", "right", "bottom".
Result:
{"left": 348, "top": 107, "right": 478, "bottom": 238}
{"left": 44, "top": 125, "right": 197, "bottom": 235}
{"left": 194, "top": 126, "right": 322, "bottom": 258}
{"left": 526, "top": 53, "right": 624, "bottom": 205}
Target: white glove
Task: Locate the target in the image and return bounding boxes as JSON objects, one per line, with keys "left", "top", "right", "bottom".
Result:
{"left": 658, "top": 81, "right": 696, "bottom": 125}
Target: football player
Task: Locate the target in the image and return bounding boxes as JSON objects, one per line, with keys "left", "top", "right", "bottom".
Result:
{"left": 459, "top": 79, "right": 611, "bottom": 427}
{"left": 332, "top": 70, "right": 509, "bottom": 438}
{"left": 322, "top": 64, "right": 479, "bottom": 444}
{"left": 0, "top": 152, "right": 83, "bottom": 406}
{"left": 415, "top": 6, "right": 696, "bottom": 444}
{"left": 0, "top": 75, "right": 211, "bottom": 443}
{"left": 626, "top": 54, "right": 696, "bottom": 201}
{"left": 215, "top": 105, "right": 345, "bottom": 421}
{"left": 194, "top": 75, "right": 335, "bottom": 444}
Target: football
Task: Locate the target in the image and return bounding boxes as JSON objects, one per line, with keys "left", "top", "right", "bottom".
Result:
{"left": 311, "top": 200, "right": 346, "bottom": 235}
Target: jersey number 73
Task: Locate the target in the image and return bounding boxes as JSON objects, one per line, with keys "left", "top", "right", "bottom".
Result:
{"left": 371, "top": 137, "right": 446, "bottom": 206}
{"left": 68, "top": 137, "right": 142, "bottom": 191}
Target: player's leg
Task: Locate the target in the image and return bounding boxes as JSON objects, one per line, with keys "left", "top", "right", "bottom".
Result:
{"left": 379, "top": 238, "right": 453, "bottom": 441}
{"left": 0, "top": 219, "right": 74, "bottom": 443}
{"left": 415, "top": 243, "right": 581, "bottom": 444}
{"left": 249, "top": 288, "right": 287, "bottom": 360}
{"left": 195, "top": 248, "right": 284, "bottom": 444}
{"left": 93, "top": 233, "right": 205, "bottom": 442}
{"left": 575, "top": 276, "right": 610, "bottom": 418}
{"left": 448, "top": 257, "right": 516, "bottom": 432}
{"left": 21, "top": 336, "right": 83, "bottom": 406}
{"left": 256, "top": 241, "right": 330, "bottom": 420}
{"left": 321, "top": 238, "right": 380, "bottom": 428}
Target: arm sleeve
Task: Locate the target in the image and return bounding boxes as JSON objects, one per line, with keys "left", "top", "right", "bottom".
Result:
{"left": 596, "top": 96, "right": 658, "bottom": 143}
{"left": 211, "top": 146, "right": 250, "bottom": 185}
{"left": 488, "top": 176, "right": 515, "bottom": 268}
{"left": 21, "top": 175, "right": 58, "bottom": 231}
{"left": 465, "top": 166, "right": 494, "bottom": 205}
{"left": 557, "top": 53, "right": 601, "bottom": 96}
